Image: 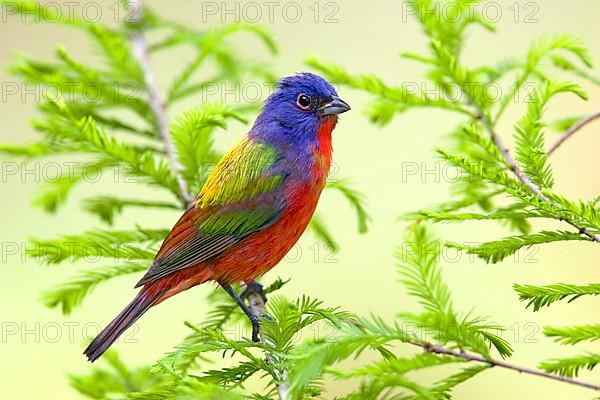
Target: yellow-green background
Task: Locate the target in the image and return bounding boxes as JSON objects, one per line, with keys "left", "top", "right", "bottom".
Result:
{"left": 1, "top": 0, "right": 599, "bottom": 398}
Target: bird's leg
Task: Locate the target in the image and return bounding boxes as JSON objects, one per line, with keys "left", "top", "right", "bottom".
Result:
{"left": 219, "top": 281, "right": 261, "bottom": 342}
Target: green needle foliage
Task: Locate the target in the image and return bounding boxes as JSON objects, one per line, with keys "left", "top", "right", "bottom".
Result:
{"left": 68, "top": 351, "right": 165, "bottom": 398}
{"left": 513, "top": 282, "right": 600, "bottom": 310}
{"left": 4, "top": 0, "right": 600, "bottom": 398}
{"left": 41, "top": 263, "right": 148, "bottom": 315}
{"left": 285, "top": 224, "right": 511, "bottom": 398}
{"left": 539, "top": 354, "right": 600, "bottom": 378}
{"left": 544, "top": 324, "right": 600, "bottom": 345}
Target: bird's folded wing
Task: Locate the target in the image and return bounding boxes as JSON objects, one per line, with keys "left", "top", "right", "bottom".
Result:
{"left": 135, "top": 138, "right": 286, "bottom": 287}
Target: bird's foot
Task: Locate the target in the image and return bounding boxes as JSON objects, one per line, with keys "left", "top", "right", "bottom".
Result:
{"left": 261, "top": 313, "right": 274, "bottom": 322}
{"left": 241, "top": 281, "right": 273, "bottom": 342}
{"left": 241, "top": 280, "right": 267, "bottom": 303}
{"left": 249, "top": 313, "right": 275, "bottom": 342}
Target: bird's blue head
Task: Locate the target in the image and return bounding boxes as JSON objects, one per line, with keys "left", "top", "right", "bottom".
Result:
{"left": 251, "top": 73, "right": 350, "bottom": 149}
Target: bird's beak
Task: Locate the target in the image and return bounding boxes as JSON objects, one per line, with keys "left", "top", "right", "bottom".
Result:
{"left": 319, "top": 96, "right": 351, "bottom": 116}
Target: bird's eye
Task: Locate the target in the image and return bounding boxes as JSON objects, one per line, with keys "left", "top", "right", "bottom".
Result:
{"left": 296, "top": 94, "right": 311, "bottom": 110}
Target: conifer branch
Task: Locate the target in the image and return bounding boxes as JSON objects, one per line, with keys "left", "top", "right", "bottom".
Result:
{"left": 547, "top": 109, "right": 600, "bottom": 155}
{"left": 476, "top": 110, "right": 600, "bottom": 242}
{"left": 514, "top": 283, "right": 600, "bottom": 311}
{"left": 417, "top": 341, "right": 600, "bottom": 391}
{"left": 477, "top": 111, "right": 548, "bottom": 200}
{"left": 128, "top": 0, "right": 192, "bottom": 206}
{"left": 244, "top": 286, "right": 290, "bottom": 400}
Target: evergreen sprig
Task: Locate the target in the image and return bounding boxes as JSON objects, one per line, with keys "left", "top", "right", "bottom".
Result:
{"left": 544, "top": 324, "right": 600, "bottom": 345}
{"left": 514, "top": 283, "right": 600, "bottom": 311}
{"left": 539, "top": 354, "right": 600, "bottom": 378}
{"left": 41, "top": 263, "right": 148, "bottom": 315}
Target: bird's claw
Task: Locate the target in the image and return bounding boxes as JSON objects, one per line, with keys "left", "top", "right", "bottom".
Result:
{"left": 261, "top": 313, "right": 274, "bottom": 322}
{"left": 248, "top": 312, "right": 274, "bottom": 342}
{"left": 241, "top": 280, "right": 267, "bottom": 303}
{"left": 251, "top": 324, "right": 260, "bottom": 342}
{"left": 249, "top": 313, "right": 261, "bottom": 342}
{"left": 240, "top": 281, "right": 271, "bottom": 342}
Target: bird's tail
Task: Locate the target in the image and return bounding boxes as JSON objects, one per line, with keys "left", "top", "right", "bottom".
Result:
{"left": 84, "top": 287, "right": 163, "bottom": 362}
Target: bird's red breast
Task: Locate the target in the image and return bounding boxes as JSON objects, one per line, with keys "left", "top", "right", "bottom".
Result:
{"left": 312, "top": 115, "right": 336, "bottom": 173}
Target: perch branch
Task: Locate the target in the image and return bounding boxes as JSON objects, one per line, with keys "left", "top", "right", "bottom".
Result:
{"left": 128, "top": 0, "right": 192, "bottom": 206}
{"left": 547, "top": 110, "right": 600, "bottom": 155}
{"left": 245, "top": 285, "right": 290, "bottom": 400}
{"left": 476, "top": 111, "right": 600, "bottom": 242}
{"left": 415, "top": 341, "right": 600, "bottom": 391}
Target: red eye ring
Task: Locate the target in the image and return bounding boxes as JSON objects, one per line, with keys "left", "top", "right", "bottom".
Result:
{"left": 296, "top": 94, "right": 311, "bottom": 110}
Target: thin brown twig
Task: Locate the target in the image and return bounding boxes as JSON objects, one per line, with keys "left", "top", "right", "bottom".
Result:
{"left": 547, "top": 110, "right": 600, "bottom": 155}
{"left": 414, "top": 341, "right": 600, "bottom": 391}
{"left": 477, "top": 111, "right": 600, "bottom": 242}
{"left": 350, "top": 316, "right": 600, "bottom": 392}
{"left": 128, "top": 0, "right": 192, "bottom": 206}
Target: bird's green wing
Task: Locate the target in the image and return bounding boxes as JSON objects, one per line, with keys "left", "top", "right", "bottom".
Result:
{"left": 135, "top": 137, "right": 286, "bottom": 287}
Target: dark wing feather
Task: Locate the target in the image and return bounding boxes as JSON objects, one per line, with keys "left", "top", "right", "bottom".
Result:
{"left": 134, "top": 205, "right": 283, "bottom": 287}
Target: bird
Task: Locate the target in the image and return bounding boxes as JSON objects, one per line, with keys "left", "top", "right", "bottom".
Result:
{"left": 84, "top": 72, "right": 350, "bottom": 362}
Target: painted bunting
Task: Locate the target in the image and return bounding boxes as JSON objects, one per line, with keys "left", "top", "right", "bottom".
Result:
{"left": 84, "top": 73, "right": 350, "bottom": 362}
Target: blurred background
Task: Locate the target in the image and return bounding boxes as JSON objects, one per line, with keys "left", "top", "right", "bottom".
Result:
{"left": 1, "top": 0, "right": 599, "bottom": 398}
